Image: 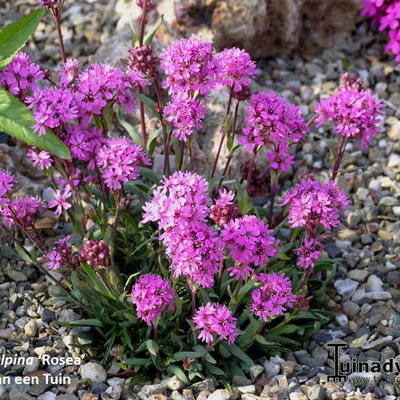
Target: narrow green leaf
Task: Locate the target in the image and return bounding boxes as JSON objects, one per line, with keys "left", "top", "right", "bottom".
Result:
{"left": 116, "top": 107, "right": 143, "bottom": 146}
{"left": 167, "top": 365, "right": 189, "bottom": 385}
{"left": 14, "top": 242, "right": 32, "bottom": 263}
{"left": 0, "top": 88, "right": 71, "bottom": 159}
{"left": 224, "top": 343, "right": 253, "bottom": 366}
{"left": 144, "top": 15, "right": 164, "bottom": 45}
{"left": 0, "top": 8, "right": 46, "bottom": 70}
{"left": 59, "top": 318, "right": 103, "bottom": 327}
{"left": 139, "top": 166, "right": 161, "bottom": 184}
{"left": 146, "top": 339, "right": 159, "bottom": 356}
{"left": 236, "top": 179, "right": 252, "bottom": 215}
{"left": 133, "top": 92, "right": 161, "bottom": 119}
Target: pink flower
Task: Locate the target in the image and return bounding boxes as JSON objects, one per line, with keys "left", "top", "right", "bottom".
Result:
{"left": 0, "top": 196, "right": 45, "bottom": 228}
{"left": 251, "top": 272, "right": 296, "bottom": 321}
{"left": 65, "top": 124, "right": 104, "bottom": 169}
{"left": 80, "top": 240, "right": 109, "bottom": 268}
{"left": 160, "top": 35, "right": 219, "bottom": 96}
{"left": 162, "top": 221, "right": 223, "bottom": 288}
{"left": 296, "top": 238, "right": 323, "bottom": 272}
{"left": 315, "top": 73, "right": 384, "bottom": 148}
{"left": 217, "top": 47, "right": 256, "bottom": 92}
{"left": 221, "top": 215, "right": 279, "bottom": 268}
{"left": 0, "top": 170, "right": 17, "bottom": 199}
{"left": 45, "top": 236, "right": 73, "bottom": 271}
{"left": 142, "top": 171, "right": 210, "bottom": 230}
{"left": 27, "top": 148, "right": 53, "bottom": 170}
{"left": 0, "top": 52, "right": 44, "bottom": 103}
{"left": 59, "top": 59, "right": 79, "bottom": 88}
{"left": 164, "top": 94, "right": 207, "bottom": 141}
{"left": 193, "top": 303, "right": 238, "bottom": 344}
{"left": 281, "top": 178, "right": 350, "bottom": 236}
{"left": 27, "top": 87, "right": 79, "bottom": 136}
{"left": 239, "top": 91, "right": 308, "bottom": 171}
{"left": 210, "top": 189, "right": 238, "bottom": 227}
{"left": 49, "top": 185, "right": 72, "bottom": 215}
{"left": 131, "top": 274, "right": 175, "bottom": 326}
{"left": 96, "top": 138, "right": 151, "bottom": 191}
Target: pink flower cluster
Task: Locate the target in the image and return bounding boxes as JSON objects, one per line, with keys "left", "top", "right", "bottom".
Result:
{"left": 239, "top": 91, "right": 308, "bottom": 171}
{"left": 251, "top": 272, "right": 296, "bottom": 321}
{"left": 281, "top": 178, "right": 349, "bottom": 271}
{"left": 281, "top": 178, "right": 349, "bottom": 235}
{"left": 96, "top": 137, "right": 151, "bottom": 191}
{"left": 160, "top": 35, "right": 218, "bottom": 96}
{"left": 163, "top": 95, "right": 207, "bottom": 141}
{"left": 315, "top": 73, "right": 384, "bottom": 148}
{"left": 217, "top": 48, "right": 257, "bottom": 92}
{"left": 27, "top": 148, "right": 53, "bottom": 170}
{"left": 131, "top": 274, "right": 175, "bottom": 326}
{"left": 142, "top": 172, "right": 223, "bottom": 288}
{"left": 0, "top": 53, "right": 44, "bottom": 103}
{"left": 0, "top": 170, "right": 17, "bottom": 201}
{"left": 1, "top": 196, "right": 45, "bottom": 229}
{"left": 362, "top": 0, "right": 400, "bottom": 62}
{"left": 193, "top": 303, "right": 238, "bottom": 344}
{"left": 221, "top": 215, "right": 279, "bottom": 280}
{"left": 45, "top": 236, "right": 73, "bottom": 271}
{"left": 80, "top": 240, "right": 109, "bottom": 268}
{"left": 209, "top": 189, "right": 238, "bottom": 227}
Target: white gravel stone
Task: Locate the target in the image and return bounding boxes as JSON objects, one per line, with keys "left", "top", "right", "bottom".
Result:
{"left": 80, "top": 362, "right": 107, "bottom": 383}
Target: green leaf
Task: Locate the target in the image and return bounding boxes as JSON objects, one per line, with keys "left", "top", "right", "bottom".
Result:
{"left": 167, "top": 365, "right": 189, "bottom": 385}
{"left": 139, "top": 166, "right": 161, "bottom": 184}
{"left": 14, "top": 242, "right": 33, "bottom": 263}
{"left": 144, "top": 15, "right": 164, "bottom": 45}
{"left": 0, "top": 88, "right": 71, "bottom": 159}
{"left": 269, "top": 324, "right": 299, "bottom": 336}
{"left": 133, "top": 92, "right": 161, "bottom": 120}
{"left": 146, "top": 339, "right": 159, "bottom": 356}
{"left": 116, "top": 107, "right": 143, "bottom": 146}
{"left": 205, "top": 362, "right": 225, "bottom": 376}
{"left": 0, "top": 8, "right": 46, "bottom": 70}
{"left": 236, "top": 179, "right": 252, "bottom": 215}
{"left": 171, "top": 350, "right": 204, "bottom": 362}
{"left": 224, "top": 343, "right": 253, "bottom": 366}
{"left": 59, "top": 318, "right": 103, "bottom": 327}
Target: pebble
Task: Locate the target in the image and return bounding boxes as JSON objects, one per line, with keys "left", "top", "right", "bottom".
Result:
{"left": 263, "top": 360, "right": 280, "bottom": 377}
{"left": 80, "top": 363, "right": 107, "bottom": 383}
{"left": 207, "top": 389, "right": 232, "bottom": 400}
{"left": 249, "top": 365, "right": 264, "bottom": 380}
{"left": 237, "top": 386, "right": 256, "bottom": 394}
{"left": 334, "top": 279, "right": 359, "bottom": 297}
{"left": 6, "top": 269, "right": 28, "bottom": 282}
{"left": 24, "top": 319, "right": 38, "bottom": 337}
{"left": 362, "top": 336, "right": 393, "bottom": 350}
{"left": 388, "top": 153, "right": 400, "bottom": 168}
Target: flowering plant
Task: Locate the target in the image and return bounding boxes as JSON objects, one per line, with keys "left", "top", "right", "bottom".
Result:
{"left": 0, "top": 1, "right": 384, "bottom": 382}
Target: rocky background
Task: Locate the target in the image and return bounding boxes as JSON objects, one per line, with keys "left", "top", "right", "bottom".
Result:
{"left": 2, "top": 1, "right": 400, "bottom": 399}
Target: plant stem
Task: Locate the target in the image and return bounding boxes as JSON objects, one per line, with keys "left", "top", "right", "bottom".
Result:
{"left": 54, "top": 13, "right": 67, "bottom": 65}
{"left": 268, "top": 180, "right": 278, "bottom": 227}
{"left": 332, "top": 136, "right": 348, "bottom": 180}
{"left": 192, "top": 290, "right": 197, "bottom": 314}
{"left": 216, "top": 99, "right": 240, "bottom": 192}
{"left": 188, "top": 138, "right": 194, "bottom": 171}
{"left": 153, "top": 322, "right": 158, "bottom": 343}
{"left": 211, "top": 87, "right": 234, "bottom": 178}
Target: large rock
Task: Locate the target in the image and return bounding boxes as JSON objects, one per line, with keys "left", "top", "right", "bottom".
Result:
{"left": 114, "top": 0, "right": 363, "bottom": 59}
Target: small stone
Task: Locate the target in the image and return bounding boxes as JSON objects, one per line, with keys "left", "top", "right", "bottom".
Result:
{"left": 366, "top": 275, "right": 384, "bottom": 291}
{"left": 237, "top": 386, "right": 256, "bottom": 394}
{"left": 249, "top": 364, "right": 264, "bottom": 380}
{"left": 289, "top": 393, "right": 307, "bottom": 400}
{"left": 335, "top": 314, "right": 348, "bottom": 327}
{"left": 281, "top": 361, "right": 297, "bottom": 376}
{"left": 0, "top": 328, "right": 14, "bottom": 339}
{"left": 80, "top": 363, "right": 107, "bottom": 383}
{"left": 342, "top": 301, "right": 360, "bottom": 317}
{"left": 388, "top": 121, "right": 400, "bottom": 141}
{"left": 38, "top": 392, "right": 57, "bottom": 400}
{"left": 347, "top": 269, "right": 369, "bottom": 282}
{"left": 141, "top": 381, "right": 169, "bottom": 396}
{"left": 168, "top": 376, "right": 184, "bottom": 391}
{"left": 362, "top": 336, "right": 393, "bottom": 350}
{"left": 294, "top": 350, "right": 324, "bottom": 368}
{"left": 379, "top": 196, "right": 398, "bottom": 206}
{"left": 309, "top": 385, "right": 324, "bottom": 400}
{"left": 1, "top": 244, "right": 17, "bottom": 259}
{"left": 23, "top": 357, "right": 40, "bottom": 374}
{"left": 24, "top": 319, "right": 38, "bottom": 337}
{"left": 42, "top": 308, "right": 56, "bottom": 322}
{"left": 9, "top": 388, "right": 34, "bottom": 400}
{"left": 369, "top": 291, "right": 392, "bottom": 300}
{"left": 6, "top": 269, "right": 27, "bottom": 282}
{"left": 207, "top": 389, "right": 232, "bottom": 400}
{"left": 58, "top": 309, "right": 81, "bottom": 323}
{"left": 388, "top": 154, "right": 400, "bottom": 168}
{"left": 334, "top": 279, "right": 359, "bottom": 297}
{"left": 263, "top": 360, "right": 280, "bottom": 377}
{"left": 337, "top": 228, "right": 359, "bottom": 243}
{"left": 190, "top": 378, "right": 215, "bottom": 393}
